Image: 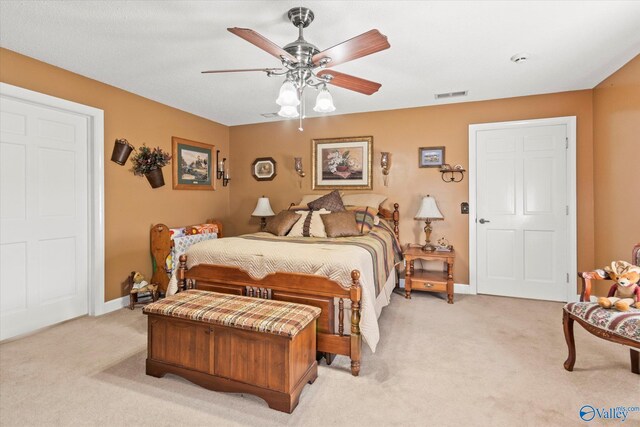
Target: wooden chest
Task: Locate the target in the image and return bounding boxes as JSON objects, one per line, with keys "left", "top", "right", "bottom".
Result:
{"left": 144, "top": 290, "right": 320, "bottom": 413}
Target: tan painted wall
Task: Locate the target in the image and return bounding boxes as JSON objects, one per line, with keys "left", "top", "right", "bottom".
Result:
{"left": 229, "top": 91, "right": 595, "bottom": 285}
{"left": 0, "top": 48, "right": 230, "bottom": 301}
{"left": 593, "top": 55, "right": 640, "bottom": 267}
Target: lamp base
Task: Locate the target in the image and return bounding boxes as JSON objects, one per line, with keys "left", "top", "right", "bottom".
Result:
{"left": 421, "top": 243, "right": 437, "bottom": 252}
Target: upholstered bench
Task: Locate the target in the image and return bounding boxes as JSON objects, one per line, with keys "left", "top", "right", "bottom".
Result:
{"left": 563, "top": 302, "right": 640, "bottom": 374}
{"left": 144, "top": 289, "right": 321, "bottom": 413}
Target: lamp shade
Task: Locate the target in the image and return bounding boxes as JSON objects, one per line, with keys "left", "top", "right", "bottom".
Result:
{"left": 276, "top": 80, "right": 300, "bottom": 107}
{"left": 251, "top": 196, "right": 275, "bottom": 217}
{"left": 313, "top": 87, "right": 336, "bottom": 113}
{"left": 415, "top": 195, "right": 444, "bottom": 220}
{"left": 277, "top": 105, "right": 299, "bottom": 118}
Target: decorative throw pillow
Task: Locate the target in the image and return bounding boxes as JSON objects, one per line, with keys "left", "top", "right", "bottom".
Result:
{"left": 321, "top": 211, "right": 360, "bottom": 238}
{"left": 342, "top": 193, "right": 388, "bottom": 209}
{"left": 186, "top": 223, "right": 219, "bottom": 235}
{"left": 346, "top": 206, "right": 378, "bottom": 234}
{"left": 265, "top": 211, "right": 302, "bottom": 236}
{"left": 288, "top": 209, "right": 331, "bottom": 237}
{"left": 307, "top": 190, "right": 346, "bottom": 212}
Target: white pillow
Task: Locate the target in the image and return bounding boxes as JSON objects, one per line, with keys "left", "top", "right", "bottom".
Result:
{"left": 288, "top": 209, "right": 331, "bottom": 237}
{"left": 342, "top": 193, "right": 388, "bottom": 209}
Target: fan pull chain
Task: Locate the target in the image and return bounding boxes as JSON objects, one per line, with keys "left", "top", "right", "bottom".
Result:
{"left": 298, "top": 88, "right": 304, "bottom": 131}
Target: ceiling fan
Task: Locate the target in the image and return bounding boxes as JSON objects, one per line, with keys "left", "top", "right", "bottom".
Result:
{"left": 202, "top": 6, "right": 390, "bottom": 126}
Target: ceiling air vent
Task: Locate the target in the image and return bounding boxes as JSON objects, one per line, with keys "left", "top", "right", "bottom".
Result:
{"left": 260, "top": 112, "right": 279, "bottom": 118}
{"left": 435, "top": 91, "right": 468, "bottom": 100}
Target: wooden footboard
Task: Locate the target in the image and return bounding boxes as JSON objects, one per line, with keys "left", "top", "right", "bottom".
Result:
{"left": 178, "top": 255, "right": 363, "bottom": 376}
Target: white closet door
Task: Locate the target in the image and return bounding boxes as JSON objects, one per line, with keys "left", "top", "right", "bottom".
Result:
{"left": 1, "top": 95, "right": 88, "bottom": 340}
{"left": 476, "top": 123, "right": 568, "bottom": 301}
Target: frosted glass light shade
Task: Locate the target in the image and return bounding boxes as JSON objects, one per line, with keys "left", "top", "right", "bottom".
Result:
{"left": 313, "top": 88, "right": 336, "bottom": 113}
{"left": 276, "top": 81, "right": 300, "bottom": 107}
{"left": 415, "top": 195, "right": 444, "bottom": 220}
{"left": 277, "top": 105, "right": 299, "bottom": 118}
{"left": 251, "top": 197, "right": 275, "bottom": 217}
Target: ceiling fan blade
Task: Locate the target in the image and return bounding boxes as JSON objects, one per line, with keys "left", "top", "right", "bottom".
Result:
{"left": 201, "top": 68, "right": 282, "bottom": 74}
{"left": 312, "top": 29, "right": 390, "bottom": 68}
{"left": 317, "top": 70, "right": 382, "bottom": 95}
{"left": 228, "top": 27, "right": 296, "bottom": 62}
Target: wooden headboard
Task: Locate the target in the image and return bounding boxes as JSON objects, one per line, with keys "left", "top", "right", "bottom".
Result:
{"left": 150, "top": 219, "right": 223, "bottom": 293}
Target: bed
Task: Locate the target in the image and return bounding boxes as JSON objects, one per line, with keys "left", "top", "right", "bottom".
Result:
{"left": 151, "top": 204, "right": 401, "bottom": 376}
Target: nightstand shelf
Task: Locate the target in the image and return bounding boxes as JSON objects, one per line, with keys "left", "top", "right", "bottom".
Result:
{"left": 403, "top": 245, "right": 455, "bottom": 303}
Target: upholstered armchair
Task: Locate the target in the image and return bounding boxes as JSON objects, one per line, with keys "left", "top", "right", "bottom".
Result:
{"left": 563, "top": 243, "right": 640, "bottom": 374}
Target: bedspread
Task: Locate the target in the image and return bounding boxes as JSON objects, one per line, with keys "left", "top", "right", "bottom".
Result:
{"left": 185, "top": 221, "right": 402, "bottom": 352}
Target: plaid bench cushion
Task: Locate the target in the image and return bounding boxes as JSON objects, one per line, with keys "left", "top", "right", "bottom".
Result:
{"left": 144, "top": 289, "right": 320, "bottom": 338}
{"left": 564, "top": 302, "right": 640, "bottom": 343}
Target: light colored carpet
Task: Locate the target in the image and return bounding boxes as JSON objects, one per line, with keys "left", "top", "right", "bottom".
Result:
{"left": 1, "top": 292, "right": 638, "bottom": 426}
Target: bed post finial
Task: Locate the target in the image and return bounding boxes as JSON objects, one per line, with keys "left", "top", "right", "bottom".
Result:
{"left": 349, "top": 270, "right": 362, "bottom": 377}
{"left": 393, "top": 203, "right": 400, "bottom": 240}
{"left": 178, "top": 255, "right": 187, "bottom": 291}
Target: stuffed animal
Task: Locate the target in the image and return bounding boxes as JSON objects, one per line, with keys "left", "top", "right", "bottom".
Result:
{"left": 597, "top": 261, "right": 640, "bottom": 311}
{"left": 131, "top": 271, "right": 158, "bottom": 295}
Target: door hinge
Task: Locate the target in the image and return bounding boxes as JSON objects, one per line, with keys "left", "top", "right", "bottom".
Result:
{"left": 566, "top": 205, "right": 569, "bottom": 215}
{"left": 565, "top": 137, "right": 568, "bottom": 149}
{"left": 566, "top": 273, "right": 570, "bottom": 283}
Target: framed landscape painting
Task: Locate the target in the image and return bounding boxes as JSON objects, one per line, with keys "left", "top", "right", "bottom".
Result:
{"left": 172, "top": 137, "right": 215, "bottom": 190}
{"left": 419, "top": 146, "right": 445, "bottom": 168}
{"left": 312, "top": 136, "right": 373, "bottom": 190}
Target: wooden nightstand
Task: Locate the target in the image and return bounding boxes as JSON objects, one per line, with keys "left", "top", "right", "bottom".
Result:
{"left": 403, "top": 245, "right": 455, "bottom": 303}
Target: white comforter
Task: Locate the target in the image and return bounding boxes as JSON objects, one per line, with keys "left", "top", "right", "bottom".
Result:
{"left": 186, "top": 235, "right": 392, "bottom": 352}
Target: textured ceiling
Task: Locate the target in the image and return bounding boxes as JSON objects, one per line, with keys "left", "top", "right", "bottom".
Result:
{"left": 1, "top": 1, "right": 639, "bottom": 126}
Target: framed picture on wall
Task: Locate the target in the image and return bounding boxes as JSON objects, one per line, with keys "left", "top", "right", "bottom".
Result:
{"left": 172, "top": 137, "right": 215, "bottom": 190}
{"left": 251, "top": 157, "right": 277, "bottom": 181}
{"left": 419, "top": 146, "right": 445, "bottom": 168}
{"left": 312, "top": 136, "right": 373, "bottom": 190}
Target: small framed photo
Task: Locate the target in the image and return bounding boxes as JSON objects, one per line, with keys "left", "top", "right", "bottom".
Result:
{"left": 252, "top": 157, "right": 277, "bottom": 181}
{"left": 419, "top": 146, "right": 445, "bottom": 168}
{"left": 172, "top": 137, "right": 214, "bottom": 190}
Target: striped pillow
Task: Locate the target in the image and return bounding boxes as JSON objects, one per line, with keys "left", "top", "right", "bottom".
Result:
{"left": 287, "top": 209, "right": 331, "bottom": 237}
{"left": 346, "top": 206, "right": 379, "bottom": 234}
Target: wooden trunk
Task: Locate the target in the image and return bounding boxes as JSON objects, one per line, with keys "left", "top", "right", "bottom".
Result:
{"left": 145, "top": 314, "right": 317, "bottom": 413}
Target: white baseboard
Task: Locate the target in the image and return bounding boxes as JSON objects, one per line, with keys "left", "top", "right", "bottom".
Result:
{"left": 94, "top": 295, "right": 129, "bottom": 316}
{"left": 398, "top": 278, "right": 471, "bottom": 294}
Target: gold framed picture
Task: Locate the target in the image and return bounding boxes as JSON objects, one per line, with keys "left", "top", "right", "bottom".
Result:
{"left": 311, "top": 136, "right": 373, "bottom": 190}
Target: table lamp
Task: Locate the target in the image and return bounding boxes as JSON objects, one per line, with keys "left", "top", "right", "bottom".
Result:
{"left": 414, "top": 195, "right": 444, "bottom": 251}
{"left": 251, "top": 196, "right": 275, "bottom": 231}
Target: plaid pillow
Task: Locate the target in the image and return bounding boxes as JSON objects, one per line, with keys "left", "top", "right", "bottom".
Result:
{"left": 307, "top": 190, "right": 346, "bottom": 212}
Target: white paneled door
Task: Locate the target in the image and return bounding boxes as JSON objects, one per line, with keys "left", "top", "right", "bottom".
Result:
{"left": 1, "top": 95, "right": 88, "bottom": 340}
{"left": 475, "top": 123, "right": 569, "bottom": 301}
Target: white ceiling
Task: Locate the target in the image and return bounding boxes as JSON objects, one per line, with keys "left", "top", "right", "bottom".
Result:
{"left": 1, "top": 1, "right": 639, "bottom": 126}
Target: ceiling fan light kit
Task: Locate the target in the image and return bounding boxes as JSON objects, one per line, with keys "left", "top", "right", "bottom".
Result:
{"left": 203, "top": 6, "right": 390, "bottom": 129}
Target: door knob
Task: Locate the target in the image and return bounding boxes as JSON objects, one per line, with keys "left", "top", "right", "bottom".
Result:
{"left": 478, "top": 218, "right": 490, "bottom": 224}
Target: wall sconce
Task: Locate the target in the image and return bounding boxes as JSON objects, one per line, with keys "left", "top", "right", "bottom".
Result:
{"left": 294, "top": 157, "right": 305, "bottom": 177}
{"left": 440, "top": 164, "right": 465, "bottom": 183}
{"left": 222, "top": 165, "right": 230, "bottom": 187}
{"left": 380, "top": 152, "right": 390, "bottom": 186}
{"left": 216, "top": 150, "right": 226, "bottom": 180}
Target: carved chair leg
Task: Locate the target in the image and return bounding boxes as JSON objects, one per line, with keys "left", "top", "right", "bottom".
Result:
{"left": 563, "top": 310, "right": 576, "bottom": 371}
{"left": 631, "top": 349, "right": 639, "bottom": 375}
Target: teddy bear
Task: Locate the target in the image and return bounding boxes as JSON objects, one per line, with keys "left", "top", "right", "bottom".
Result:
{"left": 129, "top": 271, "right": 158, "bottom": 310}
{"left": 597, "top": 261, "right": 640, "bottom": 311}
{"left": 130, "top": 271, "right": 158, "bottom": 296}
